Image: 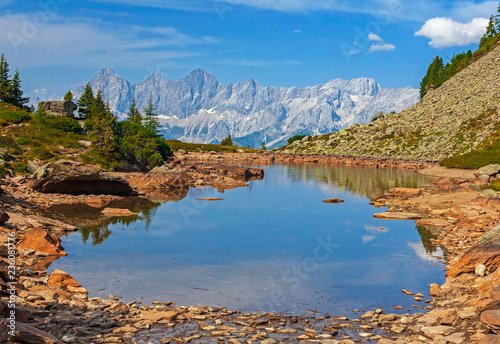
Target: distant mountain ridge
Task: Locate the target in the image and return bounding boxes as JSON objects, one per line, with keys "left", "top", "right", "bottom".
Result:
{"left": 72, "top": 68, "right": 420, "bottom": 148}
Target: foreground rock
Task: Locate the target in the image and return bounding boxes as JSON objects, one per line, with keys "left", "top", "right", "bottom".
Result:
{"left": 447, "top": 226, "right": 500, "bottom": 278}
{"left": 17, "top": 227, "right": 67, "bottom": 256}
{"left": 30, "top": 160, "right": 137, "bottom": 196}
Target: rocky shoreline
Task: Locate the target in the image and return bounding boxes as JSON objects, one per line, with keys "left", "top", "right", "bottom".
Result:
{"left": 1, "top": 153, "right": 499, "bottom": 344}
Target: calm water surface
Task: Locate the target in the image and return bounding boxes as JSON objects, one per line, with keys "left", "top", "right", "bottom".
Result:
{"left": 47, "top": 164, "right": 445, "bottom": 315}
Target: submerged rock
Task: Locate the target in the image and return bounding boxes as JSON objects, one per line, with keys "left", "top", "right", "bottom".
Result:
{"left": 30, "top": 160, "right": 137, "bottom": 196}
{"left": 323, "top": 198, "right": 345, "bottom": 204}
{"left": 101, "top": 208, "right": 139, "bottom": 217}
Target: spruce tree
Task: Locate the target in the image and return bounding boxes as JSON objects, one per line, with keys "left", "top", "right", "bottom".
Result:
{"left": 63, "top": 91, "right": 73, "bottom": 101}
{"left": 9, "top": 69, "right": 29, "bottom": 107}
{"left": 486, "top": 15, "right": 498, "bottom": 40}
{"left": 143, "top": 97, "right": 161, "bottom": 138}
{"left": 126, "top": 98, "right": 142, "bottom": 124}
{"left": 220, "top": 134, "right": 233, "bottom": 146}
{"left": 0, "top": 54, "right": 11, "bottom": 103}
{"left": 77, "top": 83, "right": 94, "bottom": 119}
{"left": 34, "top": 105, "right": 47, "bottom": 134}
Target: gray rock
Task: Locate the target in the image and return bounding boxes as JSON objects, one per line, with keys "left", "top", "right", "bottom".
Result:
{"left": 476, "top": 164, "right": 500, "bottom": 177}
{"left": 38, "top": 100, "right": 77, "bottom": 118}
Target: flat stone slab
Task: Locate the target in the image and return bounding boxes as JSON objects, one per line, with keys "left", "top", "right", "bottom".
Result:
{"left": 323, "top": 198, "right": 344, "bottom": 204}
{"left": 373, "top": 212, "right": 423, "bottom": 220}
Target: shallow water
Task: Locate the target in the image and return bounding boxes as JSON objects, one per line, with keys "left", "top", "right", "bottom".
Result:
{"left": 47, "top": 164, "right": 445, "bottom": 316}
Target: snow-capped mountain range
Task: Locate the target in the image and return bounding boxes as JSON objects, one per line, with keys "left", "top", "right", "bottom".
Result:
{"left": 72, "top": 68, "right": 420, "bottom": 148}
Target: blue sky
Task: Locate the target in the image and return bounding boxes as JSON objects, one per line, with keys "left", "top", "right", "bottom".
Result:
{"left": 0, "top": 0, "right": 497, "bottom": 99}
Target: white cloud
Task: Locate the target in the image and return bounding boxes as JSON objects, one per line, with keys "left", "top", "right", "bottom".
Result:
{"left": 293, "top": 29, "right": 303, "bottom": 33}
{"left": 368, "top": 33, "right": 382, "bottom": 41}
{"left": 34, "top": 88, "right": 48, "bottom": 95}
{"left": 0, "top": 15, "right": 217, "bottom": 68}
{"left": 369, "top": 42, "right": 396, "bottom": 52}
{"left": 415, "top": 17, "right": 489, "bottom": 48}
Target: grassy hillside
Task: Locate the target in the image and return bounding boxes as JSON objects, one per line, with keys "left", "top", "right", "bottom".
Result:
{"left": 281, "top": 41, "right": 500, "bottom": 167}
{"left": 0, "top": 102, "right": 88, "bottom": 176}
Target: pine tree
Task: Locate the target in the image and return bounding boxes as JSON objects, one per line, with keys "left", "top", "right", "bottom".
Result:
{"left": 497, "top": 2, "right": 500, "bottom": 31}
{"left": 9, "top": 69, "right": 29, "bottom": 108}
{"left": 0, "top": 54, "right": 11, "bottom": 103}
{"left": 126, "top": 98, "right": 142, "bottom": 124}
{"left": 261, "top": 142, "right": 266, "bottom": 150}
{"left": 63, "top": 91, "right": 73, "bottom": 101}
{"left": 34, "top": 104, "right": 47, "bottom": 134}
{"left": 77, "top": 83, "right": 94, "bottom": 119}
{"left": 220, "top": 134, "right": 233, "bottom": 146}
{"left": 486, "top": 15, "right": 498, "bottom": 40}
{"left": 143, "top": 97, "right": 161, "bottom": 138}
{"left": 419, "top": 56, "right": 444, "bottom": 98}
{"left": 88, "top": 88, "right": 120, "bottom": 164}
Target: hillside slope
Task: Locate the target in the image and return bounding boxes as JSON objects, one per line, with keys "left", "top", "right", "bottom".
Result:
{"left": 283, "top": 44, "right": 500, "bottom": 162}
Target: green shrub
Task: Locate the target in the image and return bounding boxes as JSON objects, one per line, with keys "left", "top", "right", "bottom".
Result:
{"left": 288, "top": 134, "right": 306, "bottom": 144}
{"left": 0, "top": 109, "right": 31, "bottom": 124}
{"left": 42, "top": 116, "right": 83, "bottom": 134}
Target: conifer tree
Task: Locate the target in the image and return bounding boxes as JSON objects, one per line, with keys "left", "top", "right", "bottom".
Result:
{"left": 9, "top": 69, "right": 29, "bottom": 107}
{"left": 0, "top": 54, "right": 11, "bottom": 103}
{"left": 63, "top": 91, "right": 73, "bottom": 101}
{"left": 486, "top": 15, "right": 498, "bottom": 39}
{"left": 34, "top": 104, "right": 47, "bottom": 134}
{"left": 126, "top": 98, "right": 142, "bottom": 124}
{"left": 77, "top": 83, "right": 94, "bottom": 119}
{"left": 221, "top": 134, "right": 233, "bottom": 146}
{"left": 143, "top": 97, "right": 161, "bottom": 138}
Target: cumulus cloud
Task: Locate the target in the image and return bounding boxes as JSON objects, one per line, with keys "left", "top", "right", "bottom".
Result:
{"left": 369, "top": 42, "right": 396, "bottom": 53}
{"left": 415, "top": 17, "right": 489, "bottom": 48}
{"left": 368, "top": 33, "right": 382, "bottom": 41}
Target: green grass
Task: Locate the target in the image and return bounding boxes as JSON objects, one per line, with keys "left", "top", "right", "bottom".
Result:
{"left": 485, "top": 180, "right": 500, "bottom": 192}
{"left": 165, "top": 140, "right": 260, "bottom": 153}
{"left": 440, "top": 137, "right": 500, "bottom": 169}
{"left": 0, "top": 102, "right": 31, "bottom": 125}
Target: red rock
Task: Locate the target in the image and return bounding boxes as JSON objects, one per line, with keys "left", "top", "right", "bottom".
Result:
{"left": 415, "top": 218, "right": 450, "bottom": 228}
{"left": 373, "top": 212, "right": 423, "bottom": 220}
{"left": 323, "top": 198, "right": 345, "bottom": 204}
{"left": 481, "top": 310, "right": 500, "bottom": 333}
{"left": 101, "top": 208, "right": 139, "bottom": 217}
{"left": 47, "top": 269, "right": 82, "bottom": 290}
{"left": 447, "top": 226, "right": 500, "bottom": 278}
{"left": 140, "top": 310, "right": 178, "bottom": 323}
{"left": 478, "top": 335, "right": 500, "bottom": 344}
{"left": 389, "top": 188, "right": 423, "bottom": 197}
{"left": 194, "top": 198, "right": 225, "bottom": 201}
{"left": 17, "top": 227, "right": 67, "bottom": 256}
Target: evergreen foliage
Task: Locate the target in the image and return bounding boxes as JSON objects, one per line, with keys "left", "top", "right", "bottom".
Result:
{"left": 0, "top": 55, "right": 29, "bottom": 108}
{"left": 63, "top": 91, "right": 73, "bottom": 101}
{"left": 126, "top": 98, "right": 142, "bottom": 124}
{"left": 142, "top": 97, "right": 162, "bottom": 138}
{"left": 287, "top": 134, "right": 306, "bottom": 144}
{"left": 77, "top": 83, "right": 95, "bottom": 119}
{"left": 220, "top": 134, "right": 234, "bottom": 146}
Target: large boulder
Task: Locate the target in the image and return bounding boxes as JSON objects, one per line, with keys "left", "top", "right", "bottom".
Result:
{"left": 30, "top": 160, "right": 137, "bottom": 196}
{"left": 447, "top": 226, "right": 500, "bottom": 278}
{"left": 17, "top": 227, "right": 67, "bottom": 256}
{"left": 476, "top": 164, "right": 500, "bottom": 177}
{"left": 38, "top": 100, "right": 77, "bottom": 118}
{"left": 47, "top": 269, "right": 83, "bottom": 291}
{"left": 481, "top": 310, "right": 500, "bottom": 334}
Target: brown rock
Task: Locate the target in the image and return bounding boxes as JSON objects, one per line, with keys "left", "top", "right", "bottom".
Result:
{"left": 17, "top": 227, "right": 67, "bottom": 256}
{"left": 323, "top": 198, "right": 345, "bottom": 204}
{"left": 101, "top": 208, "right": 139, "bottom": 217}
{"left": 0, "top": 318, "right": 63, "bottom": 343}
{"left": 478, "top": 335, "right": 500, "bottom": 344}
{"left": 481, "top": 310, "right": 500, "bottom": 333}
{"left": 140, "top": 310, "right": 178, "bottom": 323}
{"left": 0, "top": 211, "right": 9, "bottom": 225}
{"left": 373, "top": 212, "right": 423, "bottom": 220}
{"left": 0, "top": 300, "right": 31, "bottom": 323}
{"left": 194, "top": 198, "right": 225, "bottom": 201}
{"left": 415, "top": 218, "right": 450, "bottom": 228}
{"left": 30, "top": 160, "right": 137, "bottom": 196}
{"left": 389, "top": 188, "right": 423, "bottom": 197}
{"left": 447, "top": 226, "right": 500, "bottom": 278}
{"left": 47, "top": 269, "right": 82, "bottom": 290}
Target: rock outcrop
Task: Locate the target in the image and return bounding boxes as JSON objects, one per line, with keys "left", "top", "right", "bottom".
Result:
{"left": 38, "top": 100, "right": 77, "bottom": 118}
{"left": 30, "top": 160, "right": 137, "bottom": 196}
{"left": 17, "top": 227, "right": 67, "bottom": 256}
{"left": 447, "top": 226, "right": 500, "bottom": 278}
